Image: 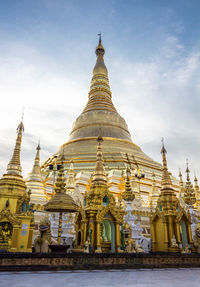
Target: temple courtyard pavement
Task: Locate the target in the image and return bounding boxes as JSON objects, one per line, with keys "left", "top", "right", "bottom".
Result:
{"left": 0, "top": 268, "right": 200, "bottom": 287}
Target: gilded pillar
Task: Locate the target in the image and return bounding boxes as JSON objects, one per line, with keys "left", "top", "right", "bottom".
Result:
{"left": 115, "top": 222, "right": 121, "bottom": 253}
{"left": 175, "top": 221, "right": 181, "bottom": 243}
{"left": 168, "top": 216, "right": 174, "bottom": 244}
{"left": 10, "top": 226, "right": 19, "bottom": 252}
{"left": 27, "top": 223, "right": 34, "bottom": 251}
{"left": 75, "top": 222, "right": 79, "bottom": 246}
{"left": 151, "top": 223, "right": 156, "bottom": 245}
{"left": 95, "top": 221, "right": 102, "bottom": 253}
{"left": 83, "top": 221, "right": 87, "bottom": 244}
{"left": 187, "top": 224, "right": 193, "bottom": 244}
{"left": 163, "top": 219, "right": 168, "bottom": 246}
{"left": 89, "top": 216, "right": 95, "bottom": 247}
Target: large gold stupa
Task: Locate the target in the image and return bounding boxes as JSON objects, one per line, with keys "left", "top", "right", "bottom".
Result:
{"left": 42, "top": 36, "right": 161, "bottom": 174}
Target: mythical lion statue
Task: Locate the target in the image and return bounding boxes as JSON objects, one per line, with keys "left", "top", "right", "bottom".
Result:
{"left": 125, "top": 238, "right": 144, "bottom": 253}
{"left": 34, "top": 216, "right": 57, "bottom": 253}
{"left": 193, "top": 223, "right": 200, "bottom": 253}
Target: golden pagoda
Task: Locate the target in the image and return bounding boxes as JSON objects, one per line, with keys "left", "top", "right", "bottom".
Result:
{"left": 0, "top": 119, "right": 34, "bottom": 252}
{"left": 74, "top": 132, "right": 125, "bottom": 253}
{"left": 41, "top": 35, "right": 164, "bottom": 200}
{"left": 150, "top": 141, "right": 193, "bottom": 252}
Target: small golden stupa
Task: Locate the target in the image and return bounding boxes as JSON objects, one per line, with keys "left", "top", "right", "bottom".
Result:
{"left": 150, "top": 141, "right": 193, "bottom": 252}
{"left": 0, "top": 119, "right": 34, "bottom": 252}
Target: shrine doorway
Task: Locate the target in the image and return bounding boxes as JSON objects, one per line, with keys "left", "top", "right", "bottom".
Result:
{"left": 180, "top": 219, "right": 188, "bottom": 250}
{"left": 101, "top": 219, "right": 115, "bottom": 253}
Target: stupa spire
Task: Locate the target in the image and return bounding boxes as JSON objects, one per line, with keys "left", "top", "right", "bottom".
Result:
{"left": 26, "top": 142, "right": 47, "bottom": 204}
{"left": 91, "top": 130, "right": 107, "bottom": 186}
{"left": 179, "top": 168, "right": 183, "bottom": 186}
{"left": 82, "top": 35, "right": 117, "bottom": 114}
{"left": 160, "top": 139, "right": 173, "bottom": 192}
{"left": 6, "top": 116, "right": 24, "bottom": 177}
{"left": 30, "top": 142, "right": 41, "bottom": 177}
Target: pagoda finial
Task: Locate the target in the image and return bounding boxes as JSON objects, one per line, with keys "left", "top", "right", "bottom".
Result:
{"left": 6, "top": 116, "right": 24, "bottom": 177}
{"left": 186, "top": 159, "right": 190, "bottom": 182}
{"left": 160, "top": 139, "right": 173, "bottom": 191}
{"left": 91, "top": 131, "right": 107, "bottom": 186}
{"left": 95, "top": 32, "right": 105, "bottom": 57}
{"left": 98, "top": 32, "right": 101, "bottom": 43}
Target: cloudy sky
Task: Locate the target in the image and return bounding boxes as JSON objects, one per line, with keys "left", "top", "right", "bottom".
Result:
{"left": 0, "top": 0, "right": 200, "bottom": 182}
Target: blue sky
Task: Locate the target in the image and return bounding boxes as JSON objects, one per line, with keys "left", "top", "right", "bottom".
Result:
{"left": 0, "top": 0, "right": 200, "bottom": 181}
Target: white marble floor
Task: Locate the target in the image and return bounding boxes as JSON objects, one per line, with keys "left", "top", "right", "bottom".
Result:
{"left": 0, "top": 269, "right": 200, "bottom": 287}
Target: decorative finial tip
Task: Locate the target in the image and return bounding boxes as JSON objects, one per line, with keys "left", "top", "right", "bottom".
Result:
{"left": 98, "top": 32, "right": 101, "bottom": 43}
{"left": 186, "top": 159, "right": 190, "bottom": 173}
{"left": 161, "top": 138, "right": 167, "bottom": 154}
{"left": 37, "top": 140, "right": 40, "bottom": 151}
{"left": 95, "top": 33, "right": 105, "bottom": 56}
